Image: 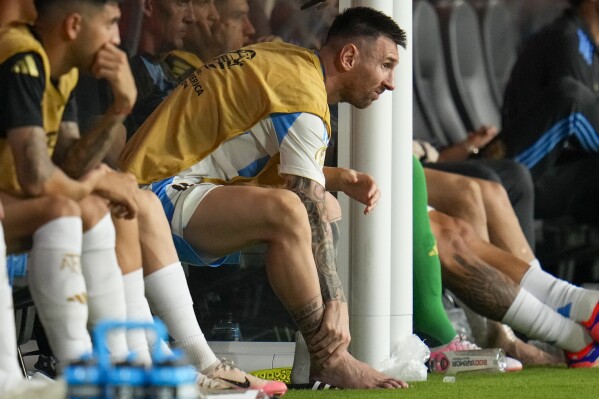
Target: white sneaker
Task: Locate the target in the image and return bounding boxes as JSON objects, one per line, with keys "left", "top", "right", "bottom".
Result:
{"left": 202, "top": 359, "right": 287, "bottom": 396}
{"left": 1, "top": 378, "right": 66, "bottom": 399}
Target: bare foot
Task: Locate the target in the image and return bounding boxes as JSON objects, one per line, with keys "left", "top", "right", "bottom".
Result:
{"left": 310, "top": 350, "right": 409, "bottom": 389}
{"left": 490, "top": 323, "right": 562, "bottom": 365}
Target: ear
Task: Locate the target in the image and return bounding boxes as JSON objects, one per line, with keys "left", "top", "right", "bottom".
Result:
{"left": 142, "top": 0, "right": 154, "bottom": 17}
{"left": 339, "top": 43, "right": 358, "bottom": 71}
{"left": 63, "top": 12, "right": 82, "bottom": 41}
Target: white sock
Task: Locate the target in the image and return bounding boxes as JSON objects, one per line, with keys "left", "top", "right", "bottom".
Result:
{"left": 502, "top": 288, "right": 592, "bottom": 352}
{"left": 122, "top": 269, "right": 174, "bottom": 365}
{"left": 144, "top": 262, "right": 218, "bottom": 371}
{"left": 81, "top": 213, "right": 128, "bottom": 361}
{"left": 0, "top": 226, "right": 24, "bottom": 391}
{"left": 520, "top": 265, "right": 599, "bottom": 323}
{"left": 27, "top": 217, "right": 92, "bottom": 362}
{"left": 528, "top": 258, "right": 541, "bottom": 269}
{"left": 122, "top": 269, "right": 152, "bottom": 365}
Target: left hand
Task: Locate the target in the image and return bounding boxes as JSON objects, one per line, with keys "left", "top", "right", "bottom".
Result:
{"left": 337, "top": 169, "right": 381, "bottom": 215}
{"left": 466, "top": 125, "right": 499, "bottom": 150}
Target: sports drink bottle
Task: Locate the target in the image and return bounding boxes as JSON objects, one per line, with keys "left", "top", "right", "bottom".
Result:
{"left": 428, "top": 348, "right": 507, "bottom": 375}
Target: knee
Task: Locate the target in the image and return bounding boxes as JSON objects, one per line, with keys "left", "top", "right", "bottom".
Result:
{"left": 451, "top": 217, "right": 478, "bottom": 242}
{"left": 43, "top": 195, "right": 81, "bottom": 219}
{"left": 455, "top": 177, "right": 485, "bottom": 210}
{"left": 480, "top": 179, "right": 512, "bottom": 209}
{"left": 435, "top": 226, "right": 465, "bottom": 265}
{"left": 264, "top": 190, "right": 311, "bottom": 237}
{"left": 78, "top": 195, "right": 110, "bottom": 230}
{"left": 134, "top": 189, "right": 162, "bottom": 221}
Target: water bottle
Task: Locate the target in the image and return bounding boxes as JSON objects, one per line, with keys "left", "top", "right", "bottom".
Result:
{"left": 428, "top": 348, "right": 507, "bottom": 375}
{"left": 148, "top": 352, "right": 199, "bottom": 399}
{"left": 91, "top": 319, "right": 170, "bottom": 399}
{"left": 64, "top": 357, "right": 103, "bottom": 399}
{"left": 210, "top": 313, "right": 241, "bottom": 341}
{"left": 105, "top": 360, "right": 147, "bottom": 399}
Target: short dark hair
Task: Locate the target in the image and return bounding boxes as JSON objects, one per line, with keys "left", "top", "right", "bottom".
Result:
{"left": 324, "top": 7, "right": 407, "bottom": 49}
{"left": 34, "top": 0, "right": 120, "bottom": 15}
{"left": 569, "top": 0, "right": 585, "bottom": 7}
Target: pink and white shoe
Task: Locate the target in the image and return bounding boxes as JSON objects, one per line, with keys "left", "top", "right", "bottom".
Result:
{"left": 203, "top": 358, "right": 288, "bottom": 396}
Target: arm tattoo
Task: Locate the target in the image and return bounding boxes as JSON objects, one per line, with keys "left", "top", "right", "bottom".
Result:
{"left": 442, "top": 255, "right": 518, "bottom": 321}
{"left": 22, "top": 133, "right": 54, "bottom": 191}
{"left": 57, "top": 120, "right": 120, "bottom": 179}
{"left": 60, "top": 134, "right": 116, "bottom": 178}
{"left": 287, "top": 175, "right": 347, "bottom": 303}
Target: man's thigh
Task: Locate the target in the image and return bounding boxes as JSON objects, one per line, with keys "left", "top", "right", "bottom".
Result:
{"left": 183, "top": 184, "right": 305, "bottom": 258}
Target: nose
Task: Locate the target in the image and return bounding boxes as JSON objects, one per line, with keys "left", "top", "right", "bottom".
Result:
{"left": 383, "top": 71, "right": 395, "bottom": 91}
{"left": 185, "top": 1, "right": 196, "bottom": 24}
{"left": 243, "top": 16, "right": 256, "bottom": 39}
{"left": 208, "top": 2, "right": 219, "bottom": 23}
{"left": 112, "top": 27, "right": 121, "bottom": 46}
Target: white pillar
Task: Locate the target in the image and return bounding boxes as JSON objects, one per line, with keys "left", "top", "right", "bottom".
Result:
{"left": 346, "top": 0, "right": 394, "bottom": 366}
{"left": 336, "top": 0, "right": 352, "bottom": 328}
{"left": 390, "top": 0, "right": 414, "bottom": 346}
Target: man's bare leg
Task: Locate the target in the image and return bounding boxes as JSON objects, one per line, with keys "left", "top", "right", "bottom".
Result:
{"left": 429, "top": 210, "right": 594, "bottom": 354}
{"left": 431, "top": 209, "right": 530, "bottom": 284}
{"left": 124, "top": 189, "right": 220, "bottom": 371}
{"left": 425, "top": 168, "right": 489, "bottom": 240}
{"left": 185, "top": 185, "right": 407, "bottom": 388}
{"left": 424, "top": 171, "right": 552, "bottom": 360}
{"left": 111, "top": 215, "right": 156, "bottom": 364}
{"left": 475, "top": 179, "right": 535, "bottom": 263}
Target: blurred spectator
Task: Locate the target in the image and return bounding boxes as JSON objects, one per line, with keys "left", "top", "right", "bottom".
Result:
{"left": 486, "top": 0, "right": 599, "bottom": 226}
{"left": 187, "top": 0, "right": 256, "bottom": 61}
{"left": 182, "top": 0, "right": 220, "bottom": 63}
{"left": 270, "top": 0, "right": 338, "bottom": 48}
{"left": 0, "top": 0, "right": 36, "bottom": 25}
{"left": 125, "top": 0, "right": 195, "bottom": 139}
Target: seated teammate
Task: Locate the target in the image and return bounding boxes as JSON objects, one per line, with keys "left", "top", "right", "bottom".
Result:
{"left": 0, "top": 0, "right": 147, "bottom": 365}
{"left": 25, "top": 0, "right": 284, "bottom": 393}
{"left": 425, "top": 175, "right": 599, "bottom": 367}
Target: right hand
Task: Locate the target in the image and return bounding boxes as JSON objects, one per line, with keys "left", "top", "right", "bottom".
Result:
{"left": 91, "top": 169, "right": 139, "bottom": 219}
{"left": 92, "top": 43, "right": 137, "bottom": 115}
